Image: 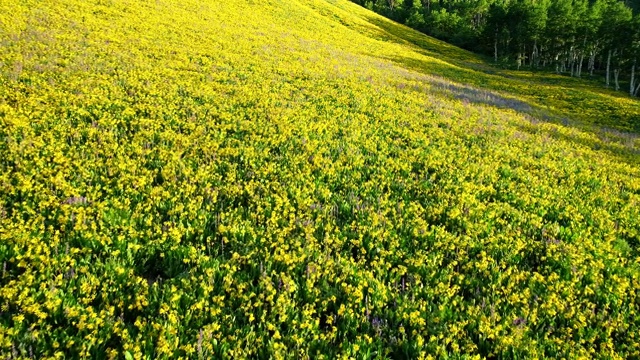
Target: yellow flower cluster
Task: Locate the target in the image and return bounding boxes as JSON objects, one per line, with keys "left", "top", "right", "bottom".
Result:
{"left": 1, "top": 0, "right": 639, "bottom": 358}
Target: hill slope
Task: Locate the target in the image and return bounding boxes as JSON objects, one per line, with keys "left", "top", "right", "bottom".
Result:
{"left": 1, "top": 0, "right": 640, "bottom": 358}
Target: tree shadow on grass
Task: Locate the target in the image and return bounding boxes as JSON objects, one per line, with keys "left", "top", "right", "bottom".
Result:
{"left": 311, "top": 7, "right": 640, "bottom": 163}
{"left": 513, "top": 120, "right": 640, "bottom": 166}
{"left": 376, "top": 53, "right": 640, "bottom": 165}
{"left": 361, "top": 15, "right": 498, "bottom": 73}
{"left": 360, "top": 14, "right": 640, "bottom": 133}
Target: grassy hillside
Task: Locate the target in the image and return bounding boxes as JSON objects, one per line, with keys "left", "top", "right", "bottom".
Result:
{"left": 1, "top": 0, "right": 640, "bottom": 358}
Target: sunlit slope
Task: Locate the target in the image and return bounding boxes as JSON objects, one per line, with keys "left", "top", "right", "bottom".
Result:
{"left": 1, "top": 0, "right": 640, "bottom": 359}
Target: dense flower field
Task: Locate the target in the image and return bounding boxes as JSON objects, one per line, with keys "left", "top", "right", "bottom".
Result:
{"left": 1, "top": 0, "right": 640, "bottom": 358}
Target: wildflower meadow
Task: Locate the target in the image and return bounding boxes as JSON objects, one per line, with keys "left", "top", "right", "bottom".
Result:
{"left": 1, "top": 0, "right": 640, "bottom": 358}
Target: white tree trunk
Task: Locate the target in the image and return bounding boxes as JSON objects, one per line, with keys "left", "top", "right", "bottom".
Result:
{"left": 614, "top": 69, "right": 620, "bottom": 91}
{"left": 494, "top": 29, "right": 498, "bottom": 63}
{"left": 570, "top": 53, "right": 575, "bottom": 77}
{"left": 589, "top": 41, "right": 599, "bottom": 76}
{"left": 631, "top": 59, "right": 636, "bottom": 96}
{"left": 577, "top": 37, "right": 586, "bottom": 77}
{"left": 531, "top": 41, "right": 537, "bottom": 68}
{"left": 517, "top": 52, "right": 522, "bottom": 70}
{"left": 606, "top": 49, "right": 612, "bottom": 88}
{"left": 577, "top": 49, "right": 585, "bottom": 77}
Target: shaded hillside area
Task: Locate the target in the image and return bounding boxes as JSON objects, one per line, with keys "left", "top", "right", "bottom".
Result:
{"left": 351, "top": 0, "right": 640, "bottom": 100}
{"left": 323, "top": 0, "right": 640, "bottom": 135}
{"left": 1, "top": 0, "right": 639, "bottom": 358}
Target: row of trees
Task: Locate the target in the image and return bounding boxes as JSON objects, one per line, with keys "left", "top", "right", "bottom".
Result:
{"left": 353, "top": 0, "right": 640, "bottom": 96}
